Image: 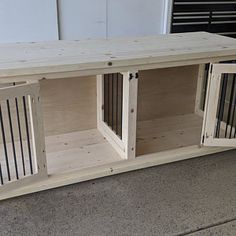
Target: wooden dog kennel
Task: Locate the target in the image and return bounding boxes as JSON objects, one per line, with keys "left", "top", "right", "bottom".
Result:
{"left": 0, "top": 32, "right": 236, "bottom": 200}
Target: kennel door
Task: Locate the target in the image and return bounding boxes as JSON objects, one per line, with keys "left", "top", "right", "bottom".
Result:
{"left": 201, "top": 63, "right": 236, "bottom": 147}
{"left": 0, "top": 82, "right": 47, "bottom": 192}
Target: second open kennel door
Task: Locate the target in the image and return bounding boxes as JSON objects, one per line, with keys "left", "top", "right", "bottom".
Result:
{"left": 202, "top": 63, "right": 236, "bottom": 147}
{"left": 97, "top": 72, "right": 138, "bottom": 160}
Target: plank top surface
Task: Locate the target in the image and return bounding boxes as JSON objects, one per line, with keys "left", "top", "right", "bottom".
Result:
{"left": 1, "top": 32, "right": 236, "bottom": 79}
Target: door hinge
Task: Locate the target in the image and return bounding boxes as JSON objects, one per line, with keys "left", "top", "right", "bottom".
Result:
{"left": 202, "top": 135, "right": 205, "bottom": 144}
{"left": 129, "top": 72, "right": 139, "bottom": 80}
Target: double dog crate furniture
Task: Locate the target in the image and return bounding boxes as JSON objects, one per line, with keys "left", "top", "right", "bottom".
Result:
{"left": 0, "top": 32, "right": 236, "bottom": 200}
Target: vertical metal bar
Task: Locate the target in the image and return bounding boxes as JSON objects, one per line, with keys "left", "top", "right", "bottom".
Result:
{"left": 234, "top": 122, "right": 236, "bottom": 138}
{"left": 233, "top": 91, "right": 236, "bottom": 138}
{"left": 230, "top": 83, "right": 236, "bottom": 138}
{"left": 15, "top": 98, "right": 26, "bottom": 176}
{"left": 0, "top": 105, "right": 11, "bottom": 181}
{"left": 229, "top": 103, "right": 236, "bottom": 138}
{"left": 23, "top": 96, "right": 33, "bottom": 175}
{"left": 0, "top": 163, "right": 3, "bottom": 185}
{"left": 6, "top": 99, "right": 19, "bottom": 179}
{"left": 105, "top": 74, "right": 109, "bottom": 124}
{"left": 111, "top": 73, "right": 114, "bottom": 130}
{"left": 103, "top": 75, "right": 107, "bottom": 123}
{"left": 216, "top": 74, "right": 227, "bottom": 138}
{"left": 202, "top": 64, "right": 210, "bottom": 110}
{"left": 120, "top": 73, "right": 123, "bottom": 139}
{"left": 116, "top": 73, "right": 119, "bottom": 135}
{"left": 107, "top": 74, "right": 110, "bottom": 126}
{"left": 225, "top": 74, "right": 236, "bottom": 138}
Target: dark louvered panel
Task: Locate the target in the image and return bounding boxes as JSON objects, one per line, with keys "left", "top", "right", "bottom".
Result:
{"left": 103, "top": 73, "right": 123, "bottom": 139}
{"left": 171, "top": 0, "right": 236, "bottom": 38}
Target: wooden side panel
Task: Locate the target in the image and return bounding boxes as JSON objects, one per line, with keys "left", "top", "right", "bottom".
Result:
{"left": 137, "top": 65, "right": 199, "bottom": 122}
{"left": 40, "top": 77, "right": 97, "bottom": 136}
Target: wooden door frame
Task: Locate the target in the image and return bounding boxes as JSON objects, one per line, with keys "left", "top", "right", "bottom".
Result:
{"left": 97, "top": 72, "right": 138, "bottom": 160}
{"left": 201, "top": 63, "right": 236, "bottom": 147}
{"left": 0, "top": 81, "right": 47, "bottom": 193}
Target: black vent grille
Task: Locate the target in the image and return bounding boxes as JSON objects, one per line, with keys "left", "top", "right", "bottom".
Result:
{"left": 171, "top": 0, "right": 236, "bottom": 38}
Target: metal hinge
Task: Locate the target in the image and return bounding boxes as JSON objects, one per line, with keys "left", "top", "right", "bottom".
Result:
{"left": 129, "top": 72, "right": 139, "bottom": 81}
{"left": 202, "top": 135, "right": 205, "bottom": 144}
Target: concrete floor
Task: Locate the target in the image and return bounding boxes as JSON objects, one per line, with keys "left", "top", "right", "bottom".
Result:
{"left": 0, "top": 150, "right": 236, "bottom": 236}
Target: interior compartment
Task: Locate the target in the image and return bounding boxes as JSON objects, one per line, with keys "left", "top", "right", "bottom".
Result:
{"left": 40, "top": 77, "right": 122, "bottom": 175}
{"left": 136, "top": 66, "right": 204, "bottom": 156}
{"left": 1, "top": 64, "right": 231, "bottom": 184}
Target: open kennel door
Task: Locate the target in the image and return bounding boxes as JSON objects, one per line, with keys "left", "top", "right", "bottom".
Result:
{"left": 0, "top": 82, "right": 47, "bottom": 192}
{"left": 97, "top": 72, "right": 138, "bottom": 159}
{"left": 202, "top": 63, "right": 236, "bottom": 147}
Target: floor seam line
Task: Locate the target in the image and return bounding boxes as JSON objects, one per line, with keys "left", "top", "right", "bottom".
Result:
{"left": 175, "top": 216, "right": 236, "bottom": 236}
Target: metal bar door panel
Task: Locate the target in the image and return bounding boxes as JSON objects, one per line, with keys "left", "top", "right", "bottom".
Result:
{"left": 0, "top": 82, "right": 47, "bottom": 192}
{"left": 202, "top": 63, "right": 236, "bottom": 147}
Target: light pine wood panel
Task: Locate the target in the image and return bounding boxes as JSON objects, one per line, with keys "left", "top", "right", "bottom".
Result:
{"left": 40, "top": 77, "right": 97, "bottom": 136}
{"left": 0, "top": 32, "right": 236, "bottom": 80}
{"left": 137, "top": 114, "right": 203, "bottom": 155}
{"left": 45, "top": 129, "right": 122, "bottom": 175}
{"left": 0, "top": 144, "right": 231, "bottom": 201}
{"left": 138, "top": 65, "right": 199, "bottom": 121}
{"left": 0, "top": 128, "right": 122, "bottom": 182}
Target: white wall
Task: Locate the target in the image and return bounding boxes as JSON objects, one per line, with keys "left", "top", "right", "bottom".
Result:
{"left": 58, "top": 0, "right": 168, "bottom": 40}
{"left": 58, "top": 0, "right": 107, "bottom": 40}
{"left": 0, "top": 0, "right": 58, "bottom": 43}
{"left": 107, "top": 0, "right": 166, "bottom": 38}
{"left": 0, "top": 0, "right": 170, "bottom": 43}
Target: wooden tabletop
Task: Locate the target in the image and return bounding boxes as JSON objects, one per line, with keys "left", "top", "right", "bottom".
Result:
{"left": 0, "top": 32, "right": 236, "bottom": 81}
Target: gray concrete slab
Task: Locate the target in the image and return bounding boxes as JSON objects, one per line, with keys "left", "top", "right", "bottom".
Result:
{"left": 0, "top": 150, "right": 236, "bottom": 236}
{"left": 189, "top": 220, "right": 236, "bottom": 236}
